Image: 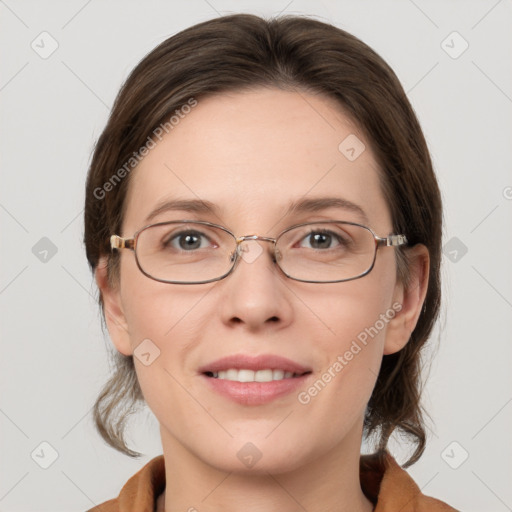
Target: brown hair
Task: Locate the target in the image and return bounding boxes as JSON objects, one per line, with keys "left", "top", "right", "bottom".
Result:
{"left": 84, "top": 13, "right": 442, "bottom": 466}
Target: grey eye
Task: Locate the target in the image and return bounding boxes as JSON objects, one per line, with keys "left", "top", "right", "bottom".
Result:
{"left": 299, "top": 231, "right": 342, "bottom": 250}
{"left": 165, "top": 230, "right": 210, "bottom": 251}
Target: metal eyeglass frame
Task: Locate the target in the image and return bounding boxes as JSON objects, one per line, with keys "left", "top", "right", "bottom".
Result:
{"left": 110, "top": 219, "right": 408, "bottom": 285}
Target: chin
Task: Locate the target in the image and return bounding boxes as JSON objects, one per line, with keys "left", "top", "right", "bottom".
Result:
{"left": 196, "top": 436, "right": 313, "bottom": 476}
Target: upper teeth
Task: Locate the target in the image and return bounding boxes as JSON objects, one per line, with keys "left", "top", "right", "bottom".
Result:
{"left": 210, "top": 369, "right": 299, "bottom": 382}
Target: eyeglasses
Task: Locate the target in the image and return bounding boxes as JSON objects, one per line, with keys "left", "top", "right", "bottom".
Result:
{"left": 110, "top": 220, "right": 407, "bottom": 285}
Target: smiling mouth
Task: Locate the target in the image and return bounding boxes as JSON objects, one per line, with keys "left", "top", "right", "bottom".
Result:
{"left": 204, "top": 369, "right": 311, "bottom": 383}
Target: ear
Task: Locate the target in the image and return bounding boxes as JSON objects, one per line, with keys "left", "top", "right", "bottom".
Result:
{"left": 383, "top": 244, "right": 430, "bottom": 355}
{"left": 95, "top": 256, "right": 133, "bottom": 356}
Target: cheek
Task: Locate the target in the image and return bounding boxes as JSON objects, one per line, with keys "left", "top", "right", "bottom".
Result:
{"left": 118, "top": 264, "right": 212, "bottom": 414}
{"left": 301, "top": 271, "right": 398, "bottom": 400}
{"left": 290, "top": 288, "right": 395, "bottom": 447}
{"left": 316, "top": 265, "right": 397, "bottom": 352}
{"left": 120, "top": 252, "right": 209, "bottom": 345}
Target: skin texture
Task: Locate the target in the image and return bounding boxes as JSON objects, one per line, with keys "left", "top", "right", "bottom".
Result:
{"left": 95, "top": 88, "right": 429, "bottom": 512}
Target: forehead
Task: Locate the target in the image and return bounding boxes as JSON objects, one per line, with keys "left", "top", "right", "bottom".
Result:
{"left": 123, "top": 88, "right": 391, "bottom": 234}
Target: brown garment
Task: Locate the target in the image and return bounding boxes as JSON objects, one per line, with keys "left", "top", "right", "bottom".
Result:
{"left": 87, "top": 452, "right": 458, "bottom": 511}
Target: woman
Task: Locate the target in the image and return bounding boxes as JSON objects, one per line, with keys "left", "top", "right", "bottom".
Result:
{"left": 84, "top": 13, "right": 456, "bottom": 511}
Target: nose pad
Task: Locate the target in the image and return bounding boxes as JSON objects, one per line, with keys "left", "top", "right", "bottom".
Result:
{"left": 228, "top": 242, "right": 259, "bottom": 264}
{"left": 238, "top": 240, "right": 264, "bottom": 264}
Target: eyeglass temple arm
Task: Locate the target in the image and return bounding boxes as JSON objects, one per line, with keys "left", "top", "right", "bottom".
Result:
{"left": 376, "top": 234, "right": 408, "bottom": 247}
{"left": 110, "top": 235, "right": 135, "bottom": 251}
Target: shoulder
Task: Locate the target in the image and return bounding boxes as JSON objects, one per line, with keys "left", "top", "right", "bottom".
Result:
{"left": 86, "top": 455, "right": 165, "bottom": 512}
{"left": 360, "top": 452, "right": 459, "bottom": 511}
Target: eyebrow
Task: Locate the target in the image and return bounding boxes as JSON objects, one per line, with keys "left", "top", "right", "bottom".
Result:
{"left": 145, "top": 199, "right": 220, "bottom": 223}
{"left": 144, "top": 196, "right": 369, "bottom": 225}
{"left": 285, "top": 197, "right": 369, "bottom": 225}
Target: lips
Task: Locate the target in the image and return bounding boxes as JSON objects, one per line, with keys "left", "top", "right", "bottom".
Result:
{"left": 198, "top": 354, "right": 313, "bottom": 405}
{"left": 198, "top": 354, "right": 312, "bottom": 376}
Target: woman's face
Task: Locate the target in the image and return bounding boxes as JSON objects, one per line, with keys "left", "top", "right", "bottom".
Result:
{"left": 100, "top": 88, "right": 419, "bottom": 473}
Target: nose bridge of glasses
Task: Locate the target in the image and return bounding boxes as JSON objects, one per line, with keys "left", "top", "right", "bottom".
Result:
{"left": 236, "top": 235, "right": 276, "bottom": 244}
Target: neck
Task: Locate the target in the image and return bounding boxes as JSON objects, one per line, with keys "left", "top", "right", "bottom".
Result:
{"left": 158, "top": 424, "right": 374, "bottom": 512}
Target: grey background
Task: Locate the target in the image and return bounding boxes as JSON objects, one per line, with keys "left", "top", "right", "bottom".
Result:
{"left": 1, "top": 0, "right": 511, "bottom": 510}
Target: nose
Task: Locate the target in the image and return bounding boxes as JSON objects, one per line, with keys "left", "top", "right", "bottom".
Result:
{"left": 219, "top": 238, "right": 293, "bottom": 332}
